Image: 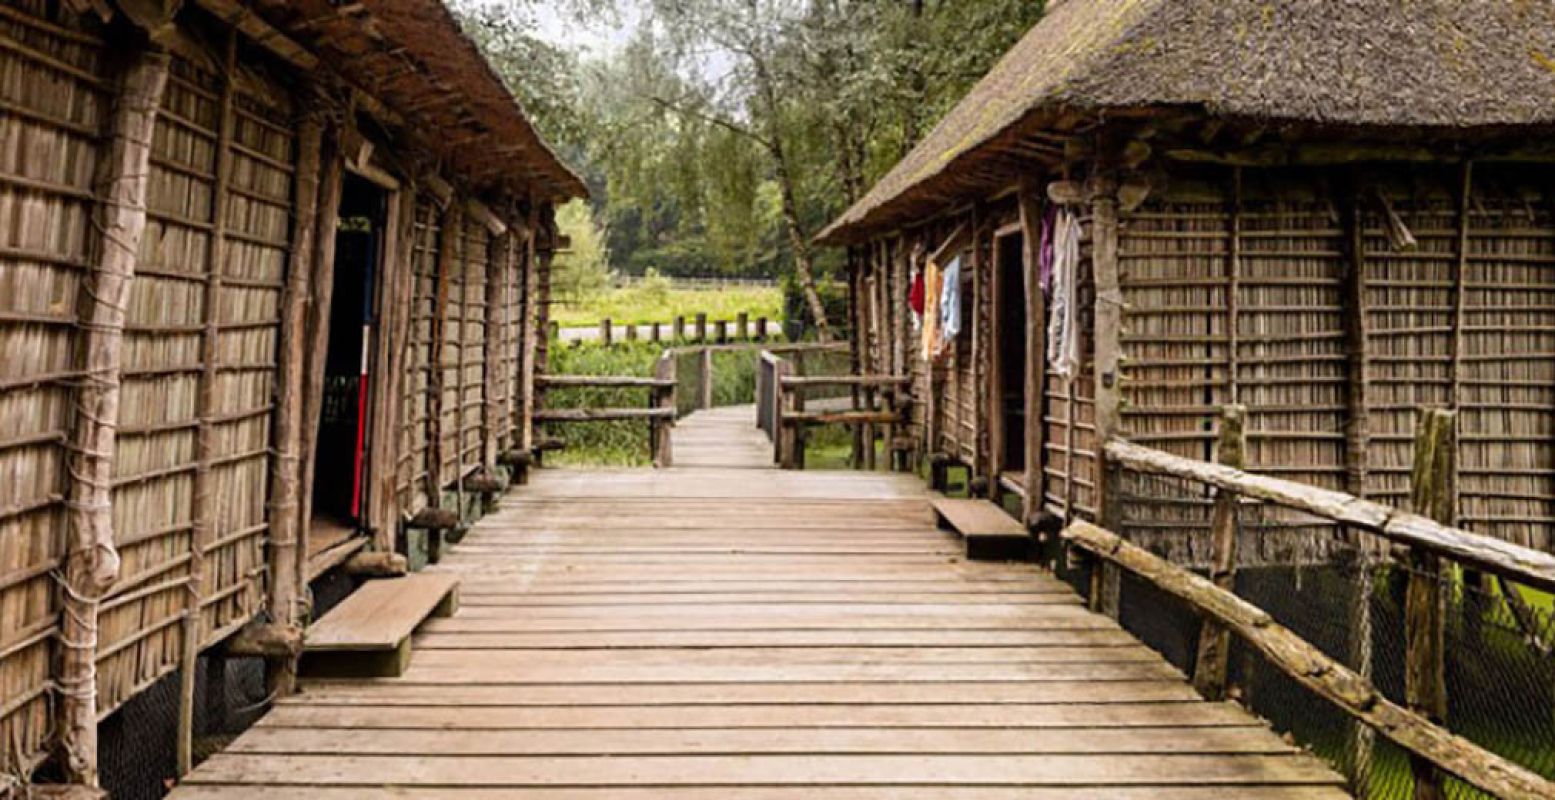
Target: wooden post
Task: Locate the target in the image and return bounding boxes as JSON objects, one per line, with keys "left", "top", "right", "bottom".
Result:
{"left": 517, "top": 206, "right": 538, "bottom": 456}
{"left": 180, "top": 29, "right": 236, "bottom": 778}
{"left": 778, "top": 359, "right": 798, "bottom": 469}
{"left": 58, "top": 45, "right": 169, "bottom": 789}
{"left": 714, "top": 319, "right": 728, "bottom": 344}
{"left": 294, "top": 127, "right": 346, "bottom": 629}
{"left": 483, "top": 226, "right": 513, "bottom": 478}
{"left": 600, "top": 317, "right": 613, "bottom": 346}
{"left": 653, "top": 354, "right": 676, "bottom": 467}
{"left": 1018, "top": 182, "right": 1047, "bottom": 527}
{"left": 847, "top": 260, "right": 865, "bottom": 467}
{"left": 694, "top": 312, "right": 707, "bottom": 342}
{"left": 699, "top": 346, "right": 714, "bottom": 409}
{"left": 1192, "top": 405, "right": 1246, "bottom": 701}
{"left": 1089, "top": 165, "right": 1124, "bottom": 619}
{"left": 736, "top": 312, "right": 749, "bottom": 340}
{"left": 625, "top": 322, "right": 638, "bottom": 342}
{"left": 673, "top": 315, "right": 686, "bottom": 341}
{"left": 1407, "top": 407, "right": 1454, "bottom": 800}
{"left": 649, "top": 322, "right": 662, "bottom": 343}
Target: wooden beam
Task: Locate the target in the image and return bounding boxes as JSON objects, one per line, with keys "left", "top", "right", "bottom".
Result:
{"left": 1063, "top": 519, "right": 1555, "bottom": 800}
{"left": 482, "top": 225, "right": 511, "bottom": 475}
{"left": 1407, "top": 408, "right": 1454, "bottom": 800}
{"left": 1017, "top": 180, "right": 1046, "bottom": 526}
{"left": 533, "top": 408, "right": 676, "bottom": 423}
{"left": 189, "top": 0, "right": 318, "bottom": 70}
{"left": 1089, "top": 159, "right": 1123, "bottom": 618}
{"left": 1103, "top": 438, "right": 1555, "bottom": 593}
{"left": 58, "top": 45, "right": 169, "bottom": 790}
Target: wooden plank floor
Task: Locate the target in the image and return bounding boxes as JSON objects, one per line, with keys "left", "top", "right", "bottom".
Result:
{"left": 173, "top": 407, "right": 1349, "bottom": 798}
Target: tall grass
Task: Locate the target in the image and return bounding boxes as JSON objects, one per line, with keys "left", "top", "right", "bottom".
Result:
{"left": 551, "top": 282, "right": 782, "bottom": 328}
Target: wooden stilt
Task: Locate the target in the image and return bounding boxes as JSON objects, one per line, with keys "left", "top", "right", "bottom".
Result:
{"left": 1192, "top": 405, "right": 1245, "bottom": 701}
{"left": 58, "top": 46, "right": 169, "bottom": 789}
{"left": 1407, "top": 407, "right": 1454, "bottom": 800}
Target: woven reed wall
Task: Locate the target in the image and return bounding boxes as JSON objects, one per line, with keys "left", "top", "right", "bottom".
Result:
{"left": 496, "top": 232, "right": 520, "bottom": 455}
{"left": 1041, "top": 212, "right": 1097, "bottom": 520}
{"left": 459, "top": 216, "right": 490, "bottom": 477}
{"left": 397, "top": 195, "right": 439, "bottom": 516}
{"left": 102, "top": 38, "right": 293, "bottom": 718}
{"left": 0, "top": 0, "right": 106, "bottom": 776}
{"left": 435, "top": 211, "right": 462, "bottom": 489}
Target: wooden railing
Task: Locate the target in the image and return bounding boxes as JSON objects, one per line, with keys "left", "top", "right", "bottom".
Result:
{"left": 1062, "top": 405, "right": 1555, "bottom": 800}
{"left": 532, "top": 352, "right": 676, "bottom": 466}
{"left": 570, "top": 312, "right": 778, "bottom": 346}
{"left": 758, "top": 348, "right": 909, "bottom": 470}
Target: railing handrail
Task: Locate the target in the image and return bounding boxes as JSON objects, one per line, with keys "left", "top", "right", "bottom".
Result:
{"left": 1103, "top": 436, "right": 1555, "bottom": 593}
{"left": 536, "top": 374, "right": 675, "bottom": 389}
{"left": 1063, "top": 518, "right": 1555, "bottom": 800}
{"left": 779, "top": 374, "right": 911, "bottom": 389}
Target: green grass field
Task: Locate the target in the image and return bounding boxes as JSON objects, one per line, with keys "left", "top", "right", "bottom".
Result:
{"left": 550, "top": 284, "right": 783, "bottom": 328}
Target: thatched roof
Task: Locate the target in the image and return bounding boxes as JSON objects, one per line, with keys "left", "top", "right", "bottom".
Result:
{"left": 245, "top": 0, "right": 586, "bottom": 202}
{"left": 818, "top": 0, "right": 1555, "bottom": 244}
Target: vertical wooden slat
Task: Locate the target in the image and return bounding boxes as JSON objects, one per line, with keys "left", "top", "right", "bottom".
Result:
{"left": 1407, "top": 406, "right": 1454, "bottom": 800}
{"left": 1192, "top": 404, "right": 1245, "bottom": 701}
{"left": 179, "top": 28, "right": 237, "bottom": 777}
{"left": 516, "top": 206, "right": 538, "bottom": 456}
{"left": 483, "top": 226, "right": 512, "bottom": 476}
{"left": 59, "top": 45, "right": 170, "bottom": 789}
{"left": 370, "top": 182, "right": 416, "bottom": 549}
{"left": 653, "top": 353, "right": 676, "bottom": 468}
{"left": 427, "top": 202, "right": 461, "bottom": 505}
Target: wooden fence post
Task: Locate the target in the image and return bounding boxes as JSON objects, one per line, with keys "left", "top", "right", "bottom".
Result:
{"left": 695, "top": 312, "right": 708, "bottom": 342}
{"left": 650, "top": 322, "right": 662, "bottom": 343}
{"left": 600, "top": 317, "right": 613, "bottom": 346}
{"left": 736, "top": 312, "right": 749, "bottom": 340}
{"left": 673, "top": 315, "right": 686, "bottom": 341}
{"left": 1089, "top": 166, "right": 1124, "bottom": 619}
{"left": 58, "top": 46, "right": 169, "bottom": 789}
{"left": 625, "top": 322, "right": 638, "bottom": 342}
{"left": 1407, "top": 407, "right": 1454, "bottom": 800}
{"left": 715, "top": 319, "right": 728, "bottom": 344}
{"left": 778, "top": 360, "right": 798, "bottom": 469}
{"left": 699, "top": 347, "right": 714, "bottom": 410}
{"left": 1192, "top": 405, "right": 1246, "bottom": 701}
{"left": 654, "top": 354, "right": 676, "bottom": 467}
{"left": 756, "top": 316, "right": 768, "bottom": 342}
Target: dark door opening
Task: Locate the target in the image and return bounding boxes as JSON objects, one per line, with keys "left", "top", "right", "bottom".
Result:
{"left": 311, "top": 174, "right": 388, "bottom": 546}
{"left": 997, "top": 232, "right": 1027, "bottom": 475}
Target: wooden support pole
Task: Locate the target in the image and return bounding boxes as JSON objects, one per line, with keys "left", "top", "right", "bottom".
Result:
{"left": 374, "top": 183, "right": 418, "bottom": 542}
{"left": 517, "top": 207, "right": 538, "bottom": 455}
{"left": 777, "top": 359, "right": 797, "bottom": 469}
{"left": 673, "top": 315, "right": 686, "bottom": 341}
{"left": 600, "top": 317, "right": 612, "bottom": 346}
{"left": 1407, "top": 407, "right": 1454, "bottom": 800}
{"left": 695, "top": 312, "right": 708, "bottom": 343}
{"left": 699, "top": 347, "right": 714, "bottom": 410}
{"left": 1192, "top": 405, "right": 1245, "bottom": 701}
{"left": 756, "top": 315, "right": 768, "bottom": 342}
{"left": 649, "top": 321, "right": 661, "bottom": 343}
{"left": 58, "top": 45, "right": 169, "bottom": 790}
{"left": 294, "top": 125, "right": 346, "bottom": 639}
{"left": 653, "top": 353, "right": 676, "bottom": 468}
{"left": 1018, "top": 181, "right": 1047, "bottom": 527}
{"left": 625, "top": 322, "right": 638, "bottom": 342}
{"left": 736, "top": 312, "right": 749, "bottom": 340}
{"left": 267, "top": 105, "right": 321, "bottom": 641}
{"left": 180, "top": 29, "right": 236, "bottom": 778}
{"left": 714, "top": 319, "right": 727, "bottom": 344}
{"left": 1090, "top": 165, "right": 1124, "bottom": 618}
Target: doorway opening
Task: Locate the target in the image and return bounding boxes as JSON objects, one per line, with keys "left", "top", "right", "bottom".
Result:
{"left": 310, "top": 173, "right": 388, "bottom": 553}
{"left": 996, "top": 232, "right": 1027, "bottom": 479}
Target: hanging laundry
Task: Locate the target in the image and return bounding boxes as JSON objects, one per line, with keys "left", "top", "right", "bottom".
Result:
{"left": 920, "top": 258, "right": 940, "bottom": 361}
{"left": 936, "top": 254, "right": 962, "bottom": 358}
{"left": 1038, "top": 202, "right": 1057, "bottom": 292}
{"left": 1046, "top": 209, "right": 1081, "bottom": 379}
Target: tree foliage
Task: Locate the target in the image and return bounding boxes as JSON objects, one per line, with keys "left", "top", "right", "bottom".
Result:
{"left": 454, "top": 0, "right": 1045, "bottom": 295}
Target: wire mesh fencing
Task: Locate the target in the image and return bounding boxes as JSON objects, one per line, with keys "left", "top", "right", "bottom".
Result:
{"left": 1061, "top": 481, "right": 1555, "bottom": 800}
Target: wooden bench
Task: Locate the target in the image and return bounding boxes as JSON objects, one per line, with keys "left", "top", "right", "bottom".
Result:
{"left": 300, "top": 573, "right": 459, "bottom": 678}
{"left": 930, "top": 494, "right": 1032, "bottom": 561}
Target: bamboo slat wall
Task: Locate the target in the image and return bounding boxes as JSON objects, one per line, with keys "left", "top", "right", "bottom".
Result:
{"left": 0, "top": 0, "right": 106, "bottom": 773}
{"left": 850, "top": 158, "right": 1555, "bottom": 564}
{"left": 459, "top": 216, "right": 490, "bottom": 478}
{"left": 397, "top": 195, "right": 439, "bottom": 517}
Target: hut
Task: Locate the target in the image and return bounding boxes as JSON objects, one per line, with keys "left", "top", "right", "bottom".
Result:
{"left": 0, "top": 0, "right": 581, "bottom": 792}
{"left": 818, "top": 0, "right": 1555, "bottom": 564}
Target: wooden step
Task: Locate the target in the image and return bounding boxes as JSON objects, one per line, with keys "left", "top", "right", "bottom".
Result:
{"left": 930, "top": 494, "right": 1032, "bottom": 561}
{"left": 301, "top": 573, "right": 459, "bottom": 678}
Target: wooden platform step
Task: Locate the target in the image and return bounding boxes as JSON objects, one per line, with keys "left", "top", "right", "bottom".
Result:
{"left": 301, "top": 573, "right": 459, "bottom": 678}
{"left": 931, "top": 494, "right": 1032, "bottom": 561}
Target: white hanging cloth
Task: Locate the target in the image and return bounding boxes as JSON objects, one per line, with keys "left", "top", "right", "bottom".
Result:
{"left": 1046, "top": 208, "right": 1081, "bottom": 379}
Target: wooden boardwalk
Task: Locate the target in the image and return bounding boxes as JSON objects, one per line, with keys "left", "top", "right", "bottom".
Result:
{"left": 173, "top": 407, "right": 1348, "bottom": 798}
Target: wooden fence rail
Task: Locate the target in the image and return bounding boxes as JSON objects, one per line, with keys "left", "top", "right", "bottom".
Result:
{"left": 757, "top": 348, "right": 910, "bottom": 470}
{"left": 532, "top": 361, "right": 677, "bottom": 467}
{"left": 583, "top": 314, "right": 775, "bottom": 346}
{"left": 1069, "top": 405, "right": 1555, "bottom": 800}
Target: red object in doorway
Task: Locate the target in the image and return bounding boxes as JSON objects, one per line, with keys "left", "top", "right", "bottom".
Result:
{"left": 350, "top": 324, "right": 370, "bottom": 518}
{"left": 909, "top": 268, "right": 925, "bottom": 316}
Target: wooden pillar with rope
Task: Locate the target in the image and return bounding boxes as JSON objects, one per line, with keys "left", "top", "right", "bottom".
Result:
{"left": 57, "top": 43, "right": 170, "bottom": 790}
